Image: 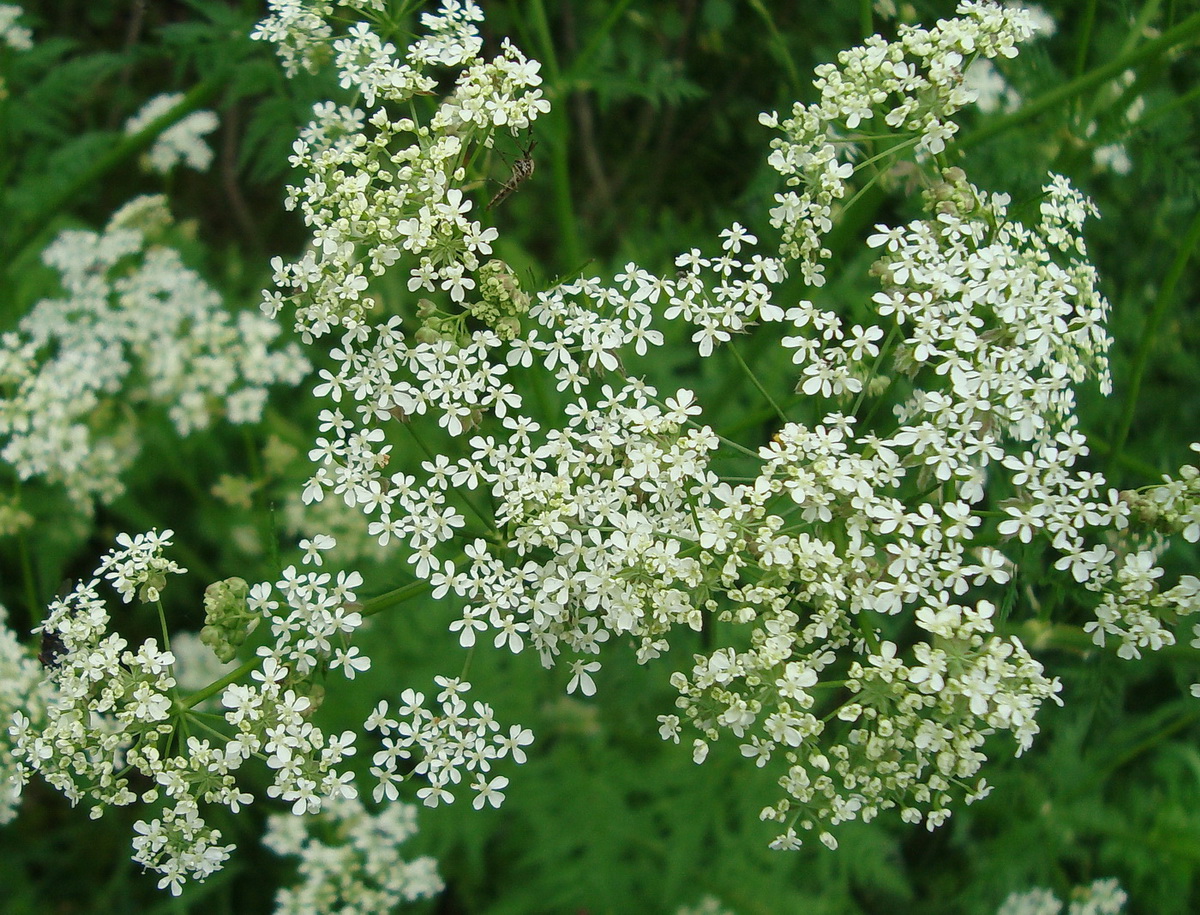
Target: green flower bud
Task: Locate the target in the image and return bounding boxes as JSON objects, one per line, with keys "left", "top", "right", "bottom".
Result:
{"left": 201, "top": 577, "right": 253, "bottom": 663}
{"left": 477, "top": 259, "right": 529, "bottom": 316}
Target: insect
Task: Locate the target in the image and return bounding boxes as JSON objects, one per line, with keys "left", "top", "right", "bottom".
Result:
{"left": 487, "top": 137, "right": 537, "bottom": 210}
{"left": 38, "top": 628, "right": 66, "bottom": 669}
{"left": 37, "top": 580, "right": 75, "bottom": 669}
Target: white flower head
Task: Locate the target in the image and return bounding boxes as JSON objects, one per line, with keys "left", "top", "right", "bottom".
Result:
{"left": 125, "top": 93, "right": 219, "bottom": 174}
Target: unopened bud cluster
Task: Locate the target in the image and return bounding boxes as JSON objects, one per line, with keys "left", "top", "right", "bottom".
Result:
{"left": 201, "top": 577, "right": 254, "bottom": 663}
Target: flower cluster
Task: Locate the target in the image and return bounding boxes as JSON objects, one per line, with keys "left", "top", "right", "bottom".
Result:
{"left": 759, "top": 1, "right": 1041, "bottom": 286}
{"left": 0, "top": 195, "right": 308, "bottom": 508}
{"left": 258, "top": 0, "right": 547, "bottom": 341}
{"left": 7, "top": 522, "right": 532, "bottom": 896}
{"left": 7, "top": 530, "right": 236, "bottom": 895}
{"left": 961, "top": 3, "right": 1055, "bottom": 116}
{"left": 263, "top": 796, "right": 443, "bottom": 915}
{"left": 8, "top": 531, "right": 360, "bottom": 894}
{"left": 366, "top": 676, "right": 533, "bottom": 809}
{"left": 0, "top": 3, "right": 31, "bottom": 52}
{"left": 1113, "top": 445, "right": 1200, "bottom": 694}
{"left": 998, "top": 878, "right": 1127, "bottom": 915}
{"left": 252, "top": 0, "right": 1198, "bottom": 854}
{"left": 1126, "top": 443, "right": 1200, "bottom": 543}
{"left": 124, "top": 93, "right": 220, "bottom": 174}
{"left": 4, "top": 0, "right": 1196, "bottom": 902}
{"left": 0, "top": 603, "right": 47, "bottom": 825}
{"left": 434, "top": 383, "right": 715, "bottom": 673}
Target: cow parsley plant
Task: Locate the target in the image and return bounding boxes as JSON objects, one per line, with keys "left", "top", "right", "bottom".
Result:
{"left": 255, "top": 0, "right": 1200, "bottom": 851}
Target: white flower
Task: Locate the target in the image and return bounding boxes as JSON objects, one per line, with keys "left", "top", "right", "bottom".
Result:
{"left": 264, "top": 797, "right": 443, "bottom": 910}
{"left": 471, "top": 774, "right": 508, "bottom": 808}
{"left": 0, "top": 198, "right": 308, "bottom": 508}
{"left": 125, "top": 93, "right": 219, "bottom": 173}
{"left": 566, "top": 660, "right": 601, "bottom": 696}
{"left": 0, "top": 4, "right": 33, "bottom": 50}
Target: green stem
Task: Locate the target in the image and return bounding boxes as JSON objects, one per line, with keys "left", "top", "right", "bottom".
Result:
{"left": 727, "top": 341, "right": 788, "bottom": 424}
{"left": 1010, "top": 620, "right": 1200, "bottom": 662}
{"left": 106, "top": 497, "right": 221, "bottom": 584}
{"left": 1083, "top": 432, "right": 1163, "bottom": 482}
{"left": 527, "top": 0, "right": 583, "bottom": 269}
{"left": 17, "top": 528, "right": 39, "bottom": 621}
{"left": 1117, "top": 0, "right": 1168, "bottom": 59}
{"left": 1099, "top": 708, "right": 1200, "bottom": 781}
{"left": 857, "top": 367, "right": 901, "bottom": 429}
{"left": 1107, "top": 206, "right": 1200, "bottom": 477}
{"left": 362, "top": 578, "right": 431, "bottom": 618}
{"left": 1078, "top": 0, "right": 1166, "bottom": 129}
{"left": 859, "top": 0, "right": 873, "bottom": 39}
{"left": 1086, "top": 823, "right": 1200, "bottom": 863}
{"left": 850, "top": 323, "right": 900, "bottom": 419}
{"left": 182, "top": 711, "right": 252, "bottom": 753}
{"left": 745, "top": 0, "right": 803, "bottom": 97}
{"left": 180, "top": 656, "right": 258, "bottom": 711}
{"left": 564, "top": 0, "right": 637, "bottom": 84}
{"left": 460, "top": 643, "right": 476, "bottom": 679}
{"left": 716, "top": 392, "right": 808, "bottom": 441}
{"left": 1131, "top": 82, "right": 1200, "bottom": 135}
{"left": 960, "top": 10, "right": 1200, "bottom": 151}
{"left": 402, "top": 423, "right": 495, "bottom": 533}
{"left": 1073, "top": 0, "right": 1099, "bottom": 78}
{"left": 155, "top": 600, "right": 172, "bottom": 653}
{"left": 177, "top": 574, "right": 433, "bottom": 710}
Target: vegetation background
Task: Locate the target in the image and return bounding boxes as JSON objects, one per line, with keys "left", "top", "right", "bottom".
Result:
{"left": 1, "top": 0, "right": 1198, "bottom": 912}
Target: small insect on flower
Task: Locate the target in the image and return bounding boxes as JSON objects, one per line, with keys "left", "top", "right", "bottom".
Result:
{"left": 38, "top": 580, "right": 74, "bottom": 669}
{"left": 487, "top": 136, "right": 537, "bottom": 210}
{"left": 38, "top": 629, "right": 66, "bottom": 669}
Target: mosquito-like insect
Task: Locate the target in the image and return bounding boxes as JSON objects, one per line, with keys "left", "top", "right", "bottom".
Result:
{"left": 487, "top": 137, "right": 537, "bottom": 210}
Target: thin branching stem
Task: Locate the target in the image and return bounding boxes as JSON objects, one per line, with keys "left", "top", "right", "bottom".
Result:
{"left": 727, "top": 341, "right": 789, "bottom": 425}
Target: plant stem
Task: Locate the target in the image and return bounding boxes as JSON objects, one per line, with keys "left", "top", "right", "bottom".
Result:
{"left": 851, "top": 323, "right": 900, "bottom": 419}
{"left": 1107, "top": 206, "right": 1200, "bottom": 477}
{"left": 107, "top": 497, "right": 221, "bottom": 584}
{"left": 746, "top": 0, "right": 803, "bottom": 97}
{"left": 527, "top": 0, "right": 583, "bottom": 270}
{"left": 1132, "top": 82, "right": 1200, "bottom": 134}
{"left": 564, "top": 0, "right": 637, "bottom": 84}
{"left": 1083, "top": 432, "right": 1163, "bottom": 482}
{"left": 362, "top": 578, "right": 431, "bottom": 618}
{"left": 155, "top": 600, "right": 172, "bottom": 653}
{"left": 1073, "top": 0, "right": 1098, "bottom": 78}
{"left": 1078, "top": 0, "right": 1166, "bottom": 130}
{"left": 402, "top": 422, "right": 495, "bottom": 533}
{"left": 1099, "top": 708, "right": 1200, "bottom": 780}
{"left": 178, "top": 575, "right": 434, "bottom": 711}
{"left": 1011, "top": 620, "right": 1200, "bottom": 662}
{"left": 727, "top": 341, "right": 788, "bottom": 424}
{"left": 180, "top": 657, "right": 258, "bottom": 711}
{"left": 17, "top": 528, "right": 40, "bottom": 622}
{"left": 959, "top": 9, "right": 1200, "bottom": 150}
{"left": 859, "top": 0, "right": 873, "bottom": 39}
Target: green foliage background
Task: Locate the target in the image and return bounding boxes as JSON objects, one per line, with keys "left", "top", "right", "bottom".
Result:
{"left": 1, "top": 0, "right": 1199, "bottom": 912}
